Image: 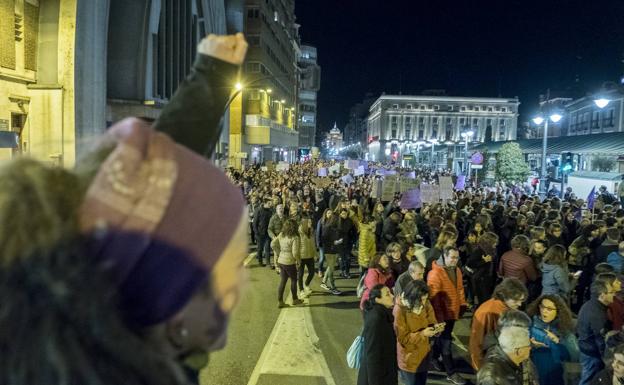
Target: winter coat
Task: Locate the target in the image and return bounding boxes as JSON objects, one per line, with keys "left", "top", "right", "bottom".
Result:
{"left": 358, "top": 221, "right": 377, "bottom": 268}
{"left": 320, "top": 221, "right": 340, "bottom": 254}
{"left": 541, "top": 263, "right": 571, "bottom": 298}
{"left": 360, "top": 268, "right": 394, "bottom": 310}
{"left": 577, "top": 297, "right": 611, "bottom": 358}
{"left": 469, "top": 298, "right": 508, "bottom": 370}
{"left": 498, "top": 249, "right": 538, "bottom": 284}
{"left": 298, "top": 227, "right": 317, "bottom": 260}
{"left": 357, "top": 304, "right": 398, "bottom": 385}
{"left": 607, "top": 251, "right": 624, "bottom": 273}
{"left": 568, "top": 235, "right": 592, "bottom": 267}
{"left": 393, "top": 301, "right": 437, "bottom": 373}
{"left": 271, "top": 235, "right": 300, "bottom": 266}
{"left": 427, "top": 261, "right": 466, "bottom": 322}
{"left": 477, "top": 345, "right": 539, "bottom": 385}
{"left": 595, "top": 239, "right": 619, "bottom": 265}
{"left": 381, "top": 218, "right": 399, "bottom": 249}
{"left": 530, "top": 315, "right": 572, "bottom": 385}
{"left": 335, "top": 217, "right": 357, "bottom": 254}
{"left": 253, "top": 206, "right": 272, "bottom": 237}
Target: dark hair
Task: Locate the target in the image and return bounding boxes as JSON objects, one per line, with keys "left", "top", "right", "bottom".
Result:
{"left": 369, "top": 253, "right": 388, "bottom": 270}
{"left": 510, "top": 235, "right": 530, "bottom": 254}
{"left": 607, "top": 227, "right": 621, "bottom": 241}
{"left": 443, "top": 245, "right": 460, "bottom": 257}
{"left": 542, "top": 245, "right": 566, "bottom": 266}
{"left": 526, "top": 294, "right": 574, "bottom": 334}
{"left": 582, "top": 224, "right": 599, "bottom": 239}
{"left": 402, "top": 280, "right": 430, "bottom": 311}
{"left": 0, "top": 243, "right": 183, "bottom": 385}
{"left": 492, "top": 277, "right": 528, "bottom": 302}
{"left": 595, "top": 264, "right": 616, "bottom": 275}
{"left": 281, "top": 219, "right": 298, "bottom": 237}
{"left": 591, "top": 280, "right": 611, "bottom": 298}
{"left": 365, "top": 284, "right": 387, "bottom": 311}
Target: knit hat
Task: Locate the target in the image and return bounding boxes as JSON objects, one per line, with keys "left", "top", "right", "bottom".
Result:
{"left": 80, "top": 118, "right": 244, "bottom": 326}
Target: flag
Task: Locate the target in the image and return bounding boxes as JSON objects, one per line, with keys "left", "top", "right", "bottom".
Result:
{"left": 455, "top": 175, "right": 466, "bottom": 191}
{"left": 587, "top": 186, "right": 596, "bottom": 210}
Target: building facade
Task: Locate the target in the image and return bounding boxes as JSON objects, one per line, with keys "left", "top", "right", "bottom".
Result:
{"left": 297, "top": 44, "right": 320, "bottom": 151}
{"left": 325, "top": 123, "right": 343, "bottom": 153}
{"left": 566, "top": 88, "right": 624, "bottom": 136}
{"left": 225, "top": 0, "right": 300, "bottom": 167}
{"left": 0, "top": 0, "right": 228, "bottom": 167}
{"left": 367, "top": 95, "right": 520, "bottom": 164}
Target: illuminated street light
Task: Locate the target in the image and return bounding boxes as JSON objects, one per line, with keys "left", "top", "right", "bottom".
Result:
{"left": 532, "top": 112, "right": 564, "bottom": 199}
{"left": 460, "top": 130, "right": 474, "bottom": 174}
{"left": 234, "top": 82, "right": 243, "bottom": 91}
{"left": 594, "top": 98, "right": 610, "bottom": 109}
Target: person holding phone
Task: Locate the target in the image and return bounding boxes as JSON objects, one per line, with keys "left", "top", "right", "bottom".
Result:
{"left": 394, "top": 280, "right": 442, "bottom": 385}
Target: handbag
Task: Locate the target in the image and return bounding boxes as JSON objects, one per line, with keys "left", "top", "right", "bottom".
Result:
{"left": 346, "top": 334, "right": 364, "bottom": 369}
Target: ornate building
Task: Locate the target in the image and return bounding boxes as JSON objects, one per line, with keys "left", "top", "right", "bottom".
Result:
{"left": 324, "top": 122, "right": 343, "bottom": 152}
{"left": 366, "top": 94, "right": 520, "bottom": 164}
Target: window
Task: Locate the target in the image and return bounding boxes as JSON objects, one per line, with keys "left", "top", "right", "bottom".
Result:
{"left": 405, "top": 129, "right": 411, "bottom": 139}
{"left": 474, "top": 106, "right": 480, "bottom": 111}
{"left": 448, "top": 105, "right": 454, "bottom": 111}
{"left": 473, "top": 118, "right": 479, "bottom": 127}
{"left": 460, "top": 118, "right": 465, "bottom": 126}
{"left": 434, "top": 105, "right": 440, "bottom": 110}
{"left": 604, "top": 109, "right": 615, "bottom": 127}
{"left": 391, "top": 129, "right": 397, "bottom": 138}
{"left": 431, "top": 129, "right": 438, "bottom": 139}
{"left": 460, "top": 106, "right": 466, "bottom": 111}
{"left": 432, "top": 117, "right": 438, "bottom": 124}
{"left": 392, "top": 104, "right": 399, "bottom": 109}
{"left": 406, "top": 104, "right": 412, "bottom": 109}
{"left": 420, "top": 105, "right": 426, "bottom": 110}
{"left": 405, "top": 117, "right": 412, "bottom": 123}
{"left": 247, "top": 8, "right": 260, "bottom": 18}
{"left": 248, "top": 90, "right": 260, "bottom": 100}
{"left": 499, "top": 119, "right": 506, "bottom": 138}
{"left": 501, "top": 107, "right": 507, "bottom": 112}
{"left": 418, "top": 129, "right": 424, "bottom": 139}
{"left": 591, "top": 111, "right": 600, "bottom": 129}
{"left": 487, "top": 106, "right": 493, "bottom": 112}
{"left": 391, "top": 116, "right": 398, "bottom": 123}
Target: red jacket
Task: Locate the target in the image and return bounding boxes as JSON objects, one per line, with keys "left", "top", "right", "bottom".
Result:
{"left": 427, "top": 261, "right": 466, "bottom": 321}
{"left": 360, "top": 268, "right": 395, "bottom": 310}
{"left": 498, "top": 249, "right": 538, "bottom": 284}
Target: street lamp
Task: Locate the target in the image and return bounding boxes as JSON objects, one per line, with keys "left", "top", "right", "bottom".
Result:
{"left": 460, "top": 130, "right": 474, "bottom": 175}
{"left": 429, "top": 138, "right": 438, "bottom": 169}
{"left": 594, "top": 98, "right": 610, "bottom": 109}
{"left": 532, "top": 113, "right": 563, "bottom": 199}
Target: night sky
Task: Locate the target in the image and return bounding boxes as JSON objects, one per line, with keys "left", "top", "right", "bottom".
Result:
{"left": 295, "top": 0, "right": 624, "bottom": 137}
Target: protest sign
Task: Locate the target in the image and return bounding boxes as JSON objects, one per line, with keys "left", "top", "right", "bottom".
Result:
{"left": 420, "top": 184, "right": 440, "bottom": 204}
{"left": 341, "top": 174, "right": 354, "bottom": 185}
{"left": 318, "top": 167, "right": 328, "bottom": 177}
{"left": 439, "top": 176, "right": 454, "bottom": 200}
{"left": 354, "top": 166, "right": 365, "bottom": 176}
{"left": 328, "top": 163, "right": 341, "bottom": 175}
{"left": 455, "top": 175, "right": 466, "bottom": 191}
{"left": 400, "top": 188, "right": 422, "bottom": 209}
{"left": 381, "top": 176, "right": 398, "bottom": 201}
{"left": 370, "top": 179, "right": 383, "bottom": 199}
{"left": 399, "top": 177, "right": 420, "bottom": 193}
{"left": 276, "top": 162, "right": 289, "bottom": 172}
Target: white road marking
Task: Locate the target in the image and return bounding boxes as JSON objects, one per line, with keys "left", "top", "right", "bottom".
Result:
{"left": 246, "top": 293, "right": 336, "bottom": 385}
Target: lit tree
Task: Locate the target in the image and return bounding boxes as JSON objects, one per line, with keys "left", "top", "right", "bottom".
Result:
{"left": 495, "top": 142, "right": 531, "bottom": 184}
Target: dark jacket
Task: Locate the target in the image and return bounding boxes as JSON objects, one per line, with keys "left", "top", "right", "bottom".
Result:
{"left": 357, "top": 304, "right": 398, "bottom": 385}
{"left": 381, "top": 217, "right": 399, "bottom": 250}
{"left": 477, "top": 345, "right": 539, "bottom": 385}
{"left": 577, "top": 297, "right": 611, "bottom": 358}
{"left": 589, "top": 368, "right": 615, "bottom": 385}
{"left": 253, "top": 206, "right": 272, "bottom": 237}
{"left": 595, "top": 239, "right": 619, "bottom": 265}
{"left": 336, "top": 217, "right": 357, "bottom": 254}
{"left": 320, "top": 221, "right": 340, "bottom": 254}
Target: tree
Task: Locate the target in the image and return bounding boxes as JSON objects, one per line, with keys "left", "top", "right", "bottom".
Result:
{"left": 495, "top": 142, "right": 531, "bottom": 184}
{"left": 592, "top": 156, "right": 616, "bottom": 172}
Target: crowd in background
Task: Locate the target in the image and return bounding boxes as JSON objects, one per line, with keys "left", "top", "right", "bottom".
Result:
{"left": 231, "top": 160, "right": 624, "bottom": 385}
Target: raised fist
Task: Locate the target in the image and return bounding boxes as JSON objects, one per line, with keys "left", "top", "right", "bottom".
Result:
{"left": 197, "top": 33, "right": 248, "bottom": 65}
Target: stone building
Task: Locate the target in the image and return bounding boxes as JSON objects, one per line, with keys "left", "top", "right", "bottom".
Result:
{"left": 366, "top": 94, "right": 519, "bottom": 165}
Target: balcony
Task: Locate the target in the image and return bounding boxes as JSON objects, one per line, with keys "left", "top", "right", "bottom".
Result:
{"left": 245, "top": 114, "right": 298, "bottom": 147}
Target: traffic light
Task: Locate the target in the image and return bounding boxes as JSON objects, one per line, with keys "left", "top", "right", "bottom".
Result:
{"left": 561, "top": 152, "right": 573, "bottom": 173}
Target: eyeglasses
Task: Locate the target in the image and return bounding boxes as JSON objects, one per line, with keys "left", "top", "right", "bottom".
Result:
{"left": 539, "top": 304, "right": 557, "bottom": 311}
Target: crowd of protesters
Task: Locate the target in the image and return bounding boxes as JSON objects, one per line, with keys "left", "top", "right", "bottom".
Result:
{"left": 232, "top": 159, "right": 624, "bottom": 385}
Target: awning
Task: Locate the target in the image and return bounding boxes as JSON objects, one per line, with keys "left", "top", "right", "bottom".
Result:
{"left": 471, "top": 132, "right": 624, "bottom": 155}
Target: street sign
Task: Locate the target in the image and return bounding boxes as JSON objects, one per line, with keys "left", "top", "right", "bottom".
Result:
{"left": 471, "top": 164, "right": 483, "bottom": 169}
{"left": 471, "top": 152, "right": 484, "bottom": 165}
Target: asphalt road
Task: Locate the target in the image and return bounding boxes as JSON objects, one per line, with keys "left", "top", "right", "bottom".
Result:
{"left": 201, "top": 254, "right": 477, "bottom": 385}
